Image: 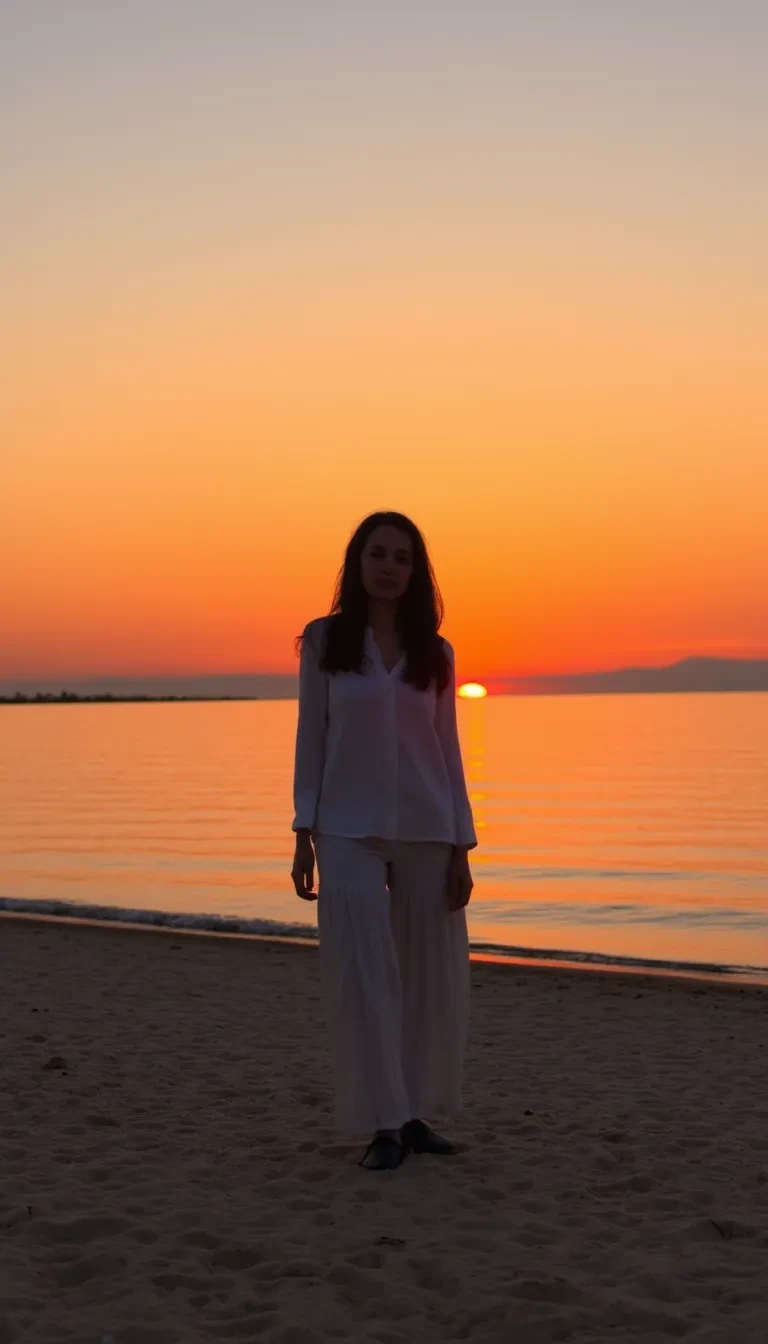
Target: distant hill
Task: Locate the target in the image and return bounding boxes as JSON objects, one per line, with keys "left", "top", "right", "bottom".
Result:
{"left": 492, "top": 657, "right": 768, "bottom": 696}
{"left": 1, "top": 657, "right": 766, "bottom": 702}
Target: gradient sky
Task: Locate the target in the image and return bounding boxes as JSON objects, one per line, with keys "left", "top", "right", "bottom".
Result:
{"left": 4, "top": 1, "right": 767, "bottom": 685}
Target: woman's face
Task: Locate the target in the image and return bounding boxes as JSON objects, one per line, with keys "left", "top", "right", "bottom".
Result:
{"left": 360, "top": 525, "right": 414, "bottom": 602}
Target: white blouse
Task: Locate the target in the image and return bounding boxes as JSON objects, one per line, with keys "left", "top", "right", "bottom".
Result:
{"left": 292, "top": 619, "right": 477, "bottom": 848}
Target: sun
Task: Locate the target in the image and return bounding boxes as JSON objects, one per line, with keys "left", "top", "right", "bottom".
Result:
{"left": 458, "top": 682, "right": 488, "bottom": 699}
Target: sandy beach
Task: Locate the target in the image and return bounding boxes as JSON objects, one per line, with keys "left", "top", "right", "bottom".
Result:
{"left": 2, "top": 916, "right": 767, "bottom": 1344}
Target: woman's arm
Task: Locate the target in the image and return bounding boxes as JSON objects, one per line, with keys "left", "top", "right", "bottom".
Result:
{"left": 435, "top": 639, "right": 477, "bottom": 850}
{"left": 292, "top": 621, "right": 329, "bottom": 833}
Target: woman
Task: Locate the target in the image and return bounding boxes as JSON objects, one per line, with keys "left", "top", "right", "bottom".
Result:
{"left": 290, "top": 510, "right": 476, "bottom": 1170}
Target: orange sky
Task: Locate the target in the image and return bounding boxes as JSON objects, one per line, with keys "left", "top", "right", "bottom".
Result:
{"left": 4, "top": 4, "right": 767, "bottom": 686}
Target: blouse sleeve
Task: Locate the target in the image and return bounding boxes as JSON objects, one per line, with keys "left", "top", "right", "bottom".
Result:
{"left": 435, "top": 639, "right": 478, "bottom": 849}
{"left": 292, "top": 621, "right": 329, "bottom": 832}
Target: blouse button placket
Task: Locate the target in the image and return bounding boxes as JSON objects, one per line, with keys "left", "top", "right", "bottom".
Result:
{"left": 385, "top": 669, "right": 398, "bottom": 837}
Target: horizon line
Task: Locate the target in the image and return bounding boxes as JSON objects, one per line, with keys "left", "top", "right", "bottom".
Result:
{"left": 2, "top": 651, "right": 767, "bottom": 687}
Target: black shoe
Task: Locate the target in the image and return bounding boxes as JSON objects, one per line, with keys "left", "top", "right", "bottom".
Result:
{"left": 401, "top": 1118, "right": 459, "bottom": 1155}
{"left": 358, "top": 1134, "right": 407, "bottom": 1170}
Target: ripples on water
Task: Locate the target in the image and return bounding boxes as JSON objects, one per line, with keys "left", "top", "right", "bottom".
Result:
{"left": 1, "top": 694, "right": 766, "bottom": 978}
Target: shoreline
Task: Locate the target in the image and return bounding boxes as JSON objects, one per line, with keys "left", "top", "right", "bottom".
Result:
{"left": 2, "top": 905, "right": 768, "bottom": 991}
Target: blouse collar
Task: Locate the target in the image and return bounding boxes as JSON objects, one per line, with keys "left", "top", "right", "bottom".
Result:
{"left": 365, "top": 625, "right": 406, "bottom": 677}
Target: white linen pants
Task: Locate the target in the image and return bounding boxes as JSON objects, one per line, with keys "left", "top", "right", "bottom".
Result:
{"left": 313, "top": 832, "right": 470, "bottom": 1135}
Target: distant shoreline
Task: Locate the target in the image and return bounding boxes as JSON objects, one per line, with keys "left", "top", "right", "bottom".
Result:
{"left": 2, "top": 686, "right": 768, "bottom": 705}
{"left": 0, "top": 694, "right": 270, "bottom": 705}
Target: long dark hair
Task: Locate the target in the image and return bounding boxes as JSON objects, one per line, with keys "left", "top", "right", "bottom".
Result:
{"left": 296, "top": 511, "right": 451, "bottom": 693}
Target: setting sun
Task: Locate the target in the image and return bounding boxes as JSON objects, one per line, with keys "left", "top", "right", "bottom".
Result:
{"left": 458, "top": 683, "right": 488, "bottom": 699}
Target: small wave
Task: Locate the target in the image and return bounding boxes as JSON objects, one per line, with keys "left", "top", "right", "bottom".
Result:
{"left": 0, "top": 896, "right": 317, "bottom": 942}
{"left": 468, "top": 898, "right": 768, "bottom": 929}
{"left": 468, "top": 939, "right": 767, "bottom": 979}
{"left": 3, "top": 894, "right": 767, "bottom": 982}
{"left": 479, "top": 863, "right": 768, "bottom": 887}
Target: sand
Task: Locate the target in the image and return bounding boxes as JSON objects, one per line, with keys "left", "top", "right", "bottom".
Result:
{"left": 1, "top": 916, "right": 767, "bottom": 1344}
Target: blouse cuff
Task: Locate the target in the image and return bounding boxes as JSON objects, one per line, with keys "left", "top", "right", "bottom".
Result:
{"left": 455, "top": 806, "right": 478, "bottom": 849}
{"left": 292, "top": 794, "right": 318, "bottom": 832}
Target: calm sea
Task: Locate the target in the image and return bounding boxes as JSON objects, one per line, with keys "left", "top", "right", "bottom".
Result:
{"left": 1, "top": 694, "right": 767, "bottom": 979}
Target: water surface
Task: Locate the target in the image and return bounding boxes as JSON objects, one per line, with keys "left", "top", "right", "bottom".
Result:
{"left": 1, "top": 694, "right": 766, "bottom": 977}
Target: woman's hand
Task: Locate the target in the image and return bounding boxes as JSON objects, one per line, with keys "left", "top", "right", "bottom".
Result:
{"left": 291, "top": 831, "right": 317, "bottom": 901}
{"left": 446, "top": 846, "right": 474, "bottom": 911}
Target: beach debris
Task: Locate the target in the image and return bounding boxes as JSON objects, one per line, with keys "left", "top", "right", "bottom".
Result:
{"left": 42, "top": 1055, "right": 67, "bottom": 1071}
{"left": 710, "top": 1218, "right": 757, "bottom": 1240}
{"left": 375, "top": 1235, "right": 406, "bottom": 1247}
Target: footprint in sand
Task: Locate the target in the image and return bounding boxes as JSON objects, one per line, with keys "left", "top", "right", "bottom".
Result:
{"left": 210, "top": 1246, "right": 265, "bottom": 1271}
